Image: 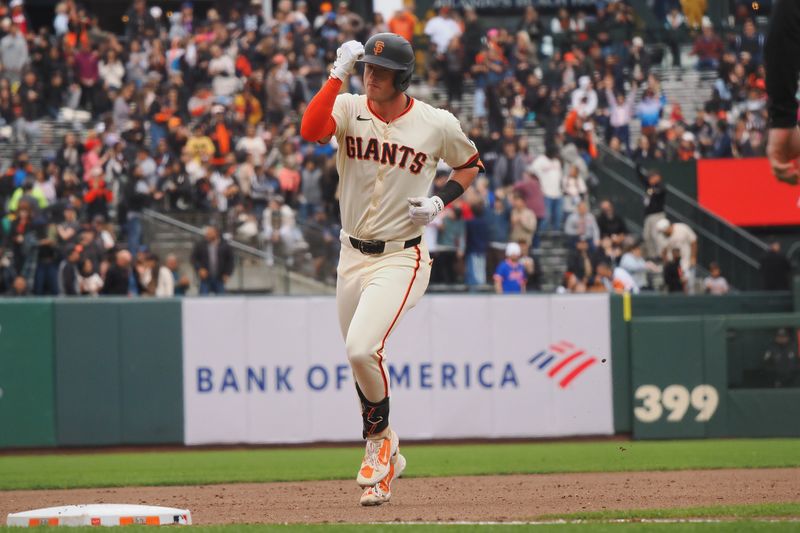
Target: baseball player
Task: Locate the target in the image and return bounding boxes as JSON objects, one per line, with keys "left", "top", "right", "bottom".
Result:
{"left": 300, "top": 33, "right": 482, "bottom": 506}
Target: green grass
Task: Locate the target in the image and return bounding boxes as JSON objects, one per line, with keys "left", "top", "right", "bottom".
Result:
{"left": 0, "top": 439, "right": 798, "bottom": 490}
{"left": 0, "top": 524, "right": 798, "bottom": 532}
{"left": 542, "top": 503, "right": 800, "bottom": 521}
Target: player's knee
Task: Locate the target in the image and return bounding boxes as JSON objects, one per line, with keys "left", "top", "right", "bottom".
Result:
{"left": 345, "top": 337, "right": 378, "bottom": 368}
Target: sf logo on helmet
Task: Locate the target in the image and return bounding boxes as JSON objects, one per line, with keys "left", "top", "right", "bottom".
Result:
{"left": 374, "top": 41, "right": 385, "bottom": 54}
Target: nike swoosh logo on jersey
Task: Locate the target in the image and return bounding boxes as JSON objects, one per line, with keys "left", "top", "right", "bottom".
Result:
{"left": 356, "top": 115, "right": 372, "bottom": 121}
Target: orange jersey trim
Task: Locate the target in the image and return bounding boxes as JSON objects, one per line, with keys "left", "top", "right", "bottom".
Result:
{"left": 367, "top": 97, "right": 414, "bottom": 124}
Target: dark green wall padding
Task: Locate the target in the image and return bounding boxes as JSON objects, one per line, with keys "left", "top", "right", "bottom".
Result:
{"left": 54, "top": 300, "right": 184, "bottom": 446}
{"left": 0, "top": 301, "right": 56, "bottom": 448}
{"left": 627, "top": 314, "right": 800, "bottom": 439}
{"left": 0, "top": 299, "right": 183, "bottom": 449}
{"left": 610, "top": 292, "right": 794, "bottom": 434}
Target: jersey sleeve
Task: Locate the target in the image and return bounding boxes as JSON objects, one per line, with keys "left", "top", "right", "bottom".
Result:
{"left": 331, "top": 93, "right": 357, "bottom": 139}
{"left": 440, "top": 111, "right": 483, "bottom": 171}
{"left": 494, "top": 261, "right": 509, "bottom": 279}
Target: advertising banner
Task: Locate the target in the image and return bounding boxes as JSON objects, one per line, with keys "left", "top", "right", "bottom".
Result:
{"left": 697, "top": 158, "right": 800, "bottom": 227}
{"left": 183, "top": 295, "right": 613, "bottom": 445}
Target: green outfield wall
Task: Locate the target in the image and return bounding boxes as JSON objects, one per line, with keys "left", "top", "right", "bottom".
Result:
{"left": 0, "top": 301, "right": 56, "bottom": 448}
{"left": 0, "top": 299, "right": 183, "bottom": 448}
{"left": 0, "top": 294, "right": 797, "bottom": 448}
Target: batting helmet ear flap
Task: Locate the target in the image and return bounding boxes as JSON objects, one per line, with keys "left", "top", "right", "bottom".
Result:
{"left": 394, "top": 64, "right": 413, "bottom": 92}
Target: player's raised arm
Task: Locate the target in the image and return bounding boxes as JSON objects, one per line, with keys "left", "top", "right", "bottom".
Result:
{"left": 300, "top": 40, "right": 364, "bottom": 143}
{"left": 765, "top": 0, "right": 800, "bottom": 184}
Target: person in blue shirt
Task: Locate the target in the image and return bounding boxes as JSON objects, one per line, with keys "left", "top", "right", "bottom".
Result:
{"left": 493, "top": 242, "right": 527, "bottom": 294}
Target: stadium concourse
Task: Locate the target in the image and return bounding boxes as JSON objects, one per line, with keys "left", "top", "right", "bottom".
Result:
{"left": 0, "top": 0, "right": 782, "bottom": 297}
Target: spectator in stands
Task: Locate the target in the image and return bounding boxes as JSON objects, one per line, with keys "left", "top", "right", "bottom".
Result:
{"left": 664, "top": 6, "right": 687, "bottom": 68}
{"left": 734, "top": 19, "right": 765, "bottom": 66}
{"left": 0, "top": 249, "right": 14, "bottom": 294}
{"left": 709, "top": 119, "right": 733, "bottom": 158}
{"left": 58, "top": 243, "right": 82, "bottom": 295}
{"left": 493, "top": 142, "right": 526, "bottom": 189}
{"left": 636, "top": 84, "right": 666, "bottom": 140}
{"left": 690, "top": 17, "right": 723, "bottom": 71}
{"left": 432, "top": 204, "right": 466, "bottom": 285}
{"left": 663, "top": 247, "right": 685, "bottom": 293}
{"left": 597, "top": 200, "right": 628, "bottom": 241}
{"left": 56, "top": 205, "right": 80, "bottom": 251}
{"left": 465, "top": 199, "right": 489, "bottom": 290}
{"left": 759, "top": 241, "right": 792, "bottom": 291}
{"left": 7, "top": 275, "right": 29, "bottom": 296}
{"left": 74, "top": 41, "right": 100, "bottom": 112}
{"left": 102, "top": 249, "right": 133, "bottom": 296}
{"left": 493, "top": 242, "right": 526, "bottom": 294}
{"left": 627, "top": 37, "right": 651, "bottom": 84}
{"left": 425, "top": 7, "right": 462, "bottom": 59}
{"left": 620, "top": 240, "right": 656, "bottom": 291}
{"left": 703, "top": 261, "right": 730, "bottom": 295}
{"left": 143, "top": 253, "right": 170, "bottom": 297}
{"left": 595, "top": 261, "right": 638, "bottom": 294}
{"left": 530, "top": 145, "right": 563, "bottom": 232}
{"left": 99, "top": 49, "right": 125, "bottom": 91}
{"left": 508, "top": 191, "right": 536, "bottom": 256}
{"left": 561, "top": 144, "right": 588, "bottom": 219}
{"left": 763, "top": 328, "right": 799, "bottom": 388}
{"left": 0, "top": 23, "right": 28, "bottom": 83}
{"left": 163, "top": 253, "right": 190, "bottom": 296}
{"left": 56, "top": 132, "right": 84, "bottom": 175}
{"left": 605, "top": 76, "right": 637, "bottom": 152}
{"left": 631, "top": 134, "right": 658, "bottom": 162}
{"left": 571, "top": 76, "right": 598, "bottom": 118}
{"left": 639, "top": 165, "right": 667, "bottom": 259}
{"left": 125, "top": 0, "right": 158, "bottom": 41}
{"left": 16, "top": 69, "right": 43, "bottom": 144}
{"left": 564, "top": 201, "right": 600, "bottom": 249}
{"left": 191, "top": 226, "right": 233, "bottom": 295}
{"left": 388, "top": 5, "right": 416, "bottom": 43}
{"left": 677, "top": 131, "right": 698, "bottom": 161}
{"left": 33, "top": 215, "right": 59, "bottom": 296}
{"left": 690, "top": 109, "right": 714, "bottom": 157}
{"left": 513, "top": 171, "right": 545, "bottom": 248}
{"left": 566, "top": 236, "right": 593, "bottom": 287}
{"left": 657, "top": 218, "right": 697, "bottom": 292}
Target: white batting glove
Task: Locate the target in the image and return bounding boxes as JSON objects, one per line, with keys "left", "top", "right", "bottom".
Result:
{"left": 407, "top": 196, "right": 444, "bottom": 226}
{"left": 331, "top": 40, "right": 365, "bottom": 80}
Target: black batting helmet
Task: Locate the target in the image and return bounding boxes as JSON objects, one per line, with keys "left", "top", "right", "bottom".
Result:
{"left": 358, "top": 33, "right": 415, "bottom": 92}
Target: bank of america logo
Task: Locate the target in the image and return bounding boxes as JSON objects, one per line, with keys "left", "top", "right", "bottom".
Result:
{"left": 529, "top": 340, "right": 598, "bottom": 389}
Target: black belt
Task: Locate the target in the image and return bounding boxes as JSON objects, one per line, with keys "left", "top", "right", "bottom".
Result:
{"left": 349, "top": 235, "right": 421, "bottom": 255}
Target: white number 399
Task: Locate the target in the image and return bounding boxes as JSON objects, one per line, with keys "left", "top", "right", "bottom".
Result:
{"left": 634, "top": 384, "right": 719, "bottom": 423}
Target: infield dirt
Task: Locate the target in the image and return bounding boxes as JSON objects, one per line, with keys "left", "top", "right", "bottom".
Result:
{"left": 2, "top": 468, "right": 799, "bottom": 524}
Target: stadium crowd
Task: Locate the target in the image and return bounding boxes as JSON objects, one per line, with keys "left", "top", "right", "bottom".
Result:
{"left": 0, "top": 0, "right": 785, "bottom": 296}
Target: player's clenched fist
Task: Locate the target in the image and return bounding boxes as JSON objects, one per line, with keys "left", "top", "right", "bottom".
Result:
{"left": 407, "top": 196, "right": 444, "bottom": 226}
{"left": 767, "top": 128, "right": 800, "bottom": 185}
{"left": 331, "top": 40, "right": 365, "bottom": 80}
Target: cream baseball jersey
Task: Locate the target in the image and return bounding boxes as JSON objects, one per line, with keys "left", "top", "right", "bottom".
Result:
{"left": 331, "top": 93, "right": 479, "bottom": 242}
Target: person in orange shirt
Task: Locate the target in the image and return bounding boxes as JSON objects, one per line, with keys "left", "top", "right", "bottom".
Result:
{"left": 388, "top": 6, "right": 417, "bottom": 43}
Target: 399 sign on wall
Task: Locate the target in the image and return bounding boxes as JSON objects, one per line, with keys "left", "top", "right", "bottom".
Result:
{"left": 634, "top": 384, "right": 719, "bottom": 424}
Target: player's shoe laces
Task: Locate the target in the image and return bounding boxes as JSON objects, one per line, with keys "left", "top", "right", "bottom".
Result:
{"left": 360, "top": 452, "right": 406, "bottom": 506}
{"left": 356, "top": 429, "right": 399, "bottom": 487}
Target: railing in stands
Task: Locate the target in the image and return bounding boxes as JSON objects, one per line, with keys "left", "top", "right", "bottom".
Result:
{"left": 142, "top": 208, "right": 292, "bottom": 294}
{"left": 593, "top": 145, "right": 769, "bottom": 290}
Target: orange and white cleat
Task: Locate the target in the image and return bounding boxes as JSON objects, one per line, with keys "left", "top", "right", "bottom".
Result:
{"left": 360, "top": 452, "right": 406, "bottom": 506}
{"left": 356, "top": 430, "right": 399, "bottom": 487}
